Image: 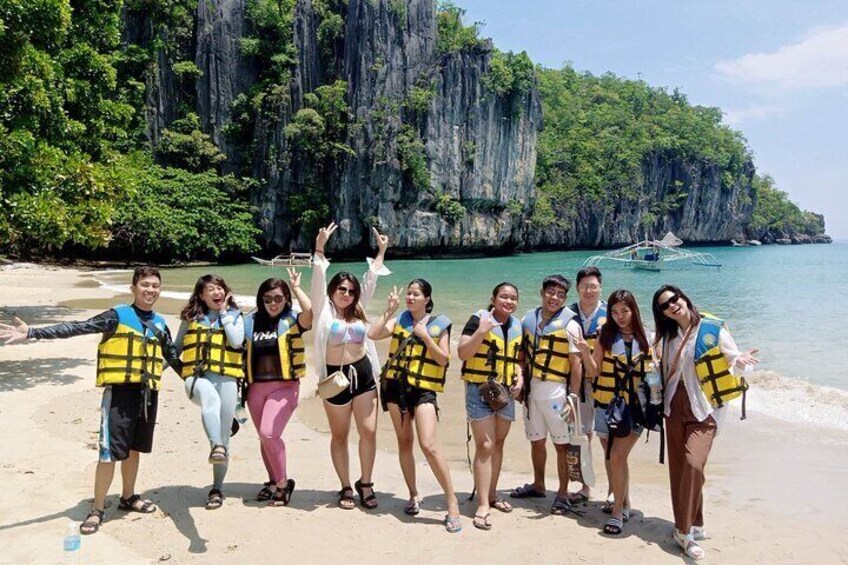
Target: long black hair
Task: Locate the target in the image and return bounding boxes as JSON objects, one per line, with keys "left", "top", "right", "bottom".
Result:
{"left": 181, "top": 275, "right": 238, "bottom": 321}
{"left": 652, "top": 284, "right": 700, "bottom": 342}
{"left": 408, "top": 278, "right": 434, "bottom": 313}
{"left": 599, "top": 290, "right": 649, "bottom": 354}
{"left": 254, "top": 278, "right": 293, "bottom": 330}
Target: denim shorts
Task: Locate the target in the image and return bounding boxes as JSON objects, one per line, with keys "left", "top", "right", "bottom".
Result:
{"left": 594, "top": 406, "right": 644, "bottom": 438}
{"left": 465, "top": 381, "right": 515, "bottom": 422}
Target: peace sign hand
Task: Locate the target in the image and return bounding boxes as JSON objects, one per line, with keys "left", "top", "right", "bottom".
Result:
{"left": 316, "top": 222, "right": 338, "bottom": 250}
{"left": 287, "top": 267, "right": 302, "bottom": 289}
{"left": 386, "top": 285, "right": 400, "bottom": 314}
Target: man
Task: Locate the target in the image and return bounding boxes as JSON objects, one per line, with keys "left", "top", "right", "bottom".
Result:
{"left": 568, "top": 266, "right": 608, "bottom": 506}
{"left": 510, "top": 275, "right": 583, "bottom": 515}
{"left": 0, "top": 266, "right": 178, "bottom": 534}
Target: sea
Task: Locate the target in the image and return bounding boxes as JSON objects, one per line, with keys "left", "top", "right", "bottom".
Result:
{"left": 95, "top": 241, "right": 848, "bottom": 433}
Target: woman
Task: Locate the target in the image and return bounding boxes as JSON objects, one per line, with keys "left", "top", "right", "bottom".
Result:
{"left": 576, "top": 290, "right": 654, "bottom": 536}
{"left": 458, "top": 282, "right": 524, "bottom": 531}
{"left": 176, "top": 275, "right": 245, "bottom": 510}
{"left": 368, "top": 280, "right": 462, "bottom": 532}
{"left": 310, "top": 222, "right": 389, "bottom": 509}
{"left": 652, "top": 285, "right": 757, "bottom": 560}
{"left": 243, "top": 268, "right": 313, "bottom": 506}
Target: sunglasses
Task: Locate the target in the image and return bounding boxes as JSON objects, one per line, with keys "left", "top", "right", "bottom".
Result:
{"left": 658, "top": 294, "right": 681, "bottom": 312}
{"left": 336, "top": 286, "right": 356, "bottom": 296}
{"left": 262, "top": 295, "right": 285, "bottom": 305}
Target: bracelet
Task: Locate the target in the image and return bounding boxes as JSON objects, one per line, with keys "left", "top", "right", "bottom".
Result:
{"left": 315, "top": 248, "right": 325, "bottom": 254}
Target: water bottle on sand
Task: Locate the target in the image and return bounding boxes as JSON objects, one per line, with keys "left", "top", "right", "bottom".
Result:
{"left": 63, "top": 522, "right": 80, "bottom": 564}
{"left": 646, "top": 372, "right": 662, "bottom": 405}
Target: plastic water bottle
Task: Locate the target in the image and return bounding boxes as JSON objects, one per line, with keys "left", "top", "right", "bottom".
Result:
{"left": 646, "top": 372, "right": 662, "bottom": 405}
{"left": 63, "top": 522, "right": 80, "bottom": 564}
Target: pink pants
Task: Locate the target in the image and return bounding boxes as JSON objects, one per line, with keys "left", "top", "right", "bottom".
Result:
{"left": 247, "top": 380, "right": 300, "bottom": 483}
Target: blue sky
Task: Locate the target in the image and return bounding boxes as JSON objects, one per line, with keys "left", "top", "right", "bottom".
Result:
{"left": 453, "top": 0, "right": 848, "bottom": 238}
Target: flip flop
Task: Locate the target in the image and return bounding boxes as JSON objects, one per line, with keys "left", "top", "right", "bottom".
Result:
{"left": 509, "top": 483, "right": 546, "bottom": 499}
{"left": 472, "top": 513, "right": 492, "bottom": 530}
{"left": 444, "top": 515, "right": 462, "bottom": 533}
{"left": 490, "top": 498, "right": 513, "bottom": 513}
{"left": 404, "top": 498, "right": 421, "bottom": 516}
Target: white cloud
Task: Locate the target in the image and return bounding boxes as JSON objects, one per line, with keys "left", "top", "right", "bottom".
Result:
{"left": 722, "top": 104, "right": 784, "bottom": 125}
{"left": 715, "top": 22, "right": 848, "bottom": 88}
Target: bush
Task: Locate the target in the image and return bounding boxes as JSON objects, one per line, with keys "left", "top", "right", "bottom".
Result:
{"left": 109, "top": 153, "right": 260, "bottom": 261}
{"left": 435, "top": 193, "right": 466, "bottom": 223}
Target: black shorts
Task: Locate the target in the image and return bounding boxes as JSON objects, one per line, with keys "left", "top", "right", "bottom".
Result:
{"left": 324, "top": 356, "right": 377, "bottom": 406}
{"left": 380, "top": 377, "right": 438, "bottom": 415}
{"left": 98, "top": 385, "right": 158, "bottom": 462}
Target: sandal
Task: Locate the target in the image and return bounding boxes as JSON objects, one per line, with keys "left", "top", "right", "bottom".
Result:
{"left": 208, "top": 445, "right": 228, "bottom": 465}
{"left": 691, "top": 525, "right": 708, "bottom": 541}
{"left": 205, "top": 489, "right": 224, "bottom": 510}
{"left": 257, "top": 481, "right": 276, "bottom": 501}
{"left": 601, "top": 499, "right": 614, "bottom": 514}
{"left": 269, "top": 479, "right": 295, "bottom": 507}
{"left": 550, "top": 495, "right": 572, "bottom": 516}
{"left": 472, "top": 513, "right": 492, "bottom": 530}
{"left": 404, "top": 498, "right": 421, "bottom": 516}
{"left": 603, "top": 517, "right": 624, "bottom": 535}
{"left": 118, "top": 494, "right": 157, "bottom": 514}
{"left": 354, "top": 479, "right": 378, "bottom": 509}
{"left": 338, "top": 486, "right": 356, "bottom": 510}
{"left": 444, "top": 514, "right": 462, "bottom": 533}
{"left": 489, "top": 498, "right": 513, "bottom": 513}
{"left": 568, "top": 492, "right": 589, "bottom": 504}
{"left": 79, "top": 509, "right": 104, "bottom": 535}
{"left": 509, "top": 483, "right": 546, "bottom": 499}
{"left": 674, "top": 530, "right": 705, "bottom": 560}
{"left": 622, "top": 507, "right": 631, "bottom": 523}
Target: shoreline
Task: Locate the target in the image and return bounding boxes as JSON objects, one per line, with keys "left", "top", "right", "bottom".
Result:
{"left": 1, "top": 265, "right": 845, "bottom": 563}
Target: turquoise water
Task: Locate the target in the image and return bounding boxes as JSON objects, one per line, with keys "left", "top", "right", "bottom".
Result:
{"left": 99, "top": 241, "right": 847, "bottom": 391}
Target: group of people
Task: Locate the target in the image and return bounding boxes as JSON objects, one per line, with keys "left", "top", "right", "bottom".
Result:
{"left": 0, "top": 222, "right": 758, "bottom": 560}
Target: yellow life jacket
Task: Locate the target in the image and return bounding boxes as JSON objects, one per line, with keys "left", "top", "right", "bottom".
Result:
{"left": 592, "top": 330, "right": 654, "bottom": 408}
{"left": 522, "top": 307, "right": 577, "bottom": 383}
{"left": 461, "top": 310, "right": 523, "bottom": 386}
{"left": 694, "top": 314, "right": 748, "bottom": 411}
{"left": 382, "top": 311, "right": 451, "bottom": 393}
{"left": 570, "top": 301, "right": 607, "bottom": 352}
{"left": 244, "top": 311, "right": 306, "bottom": 383}
{"left": 96, "top": 305, "right": 167, "bottom": 390}
{"left": 180, "top": 310, "right": 245, "bottom": 379}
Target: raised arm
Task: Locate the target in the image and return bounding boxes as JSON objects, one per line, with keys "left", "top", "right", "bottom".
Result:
{"left": 288, "top": 267, "right": 313, "bottom": 329}
{"left": 361, "top": 227, "right": 390, "bottom": 308}
{"left": 368, "top": 285, "right": 400, "bottom": 341}
{"left": 310, "top": 222, "right": 338, "bottom": 316}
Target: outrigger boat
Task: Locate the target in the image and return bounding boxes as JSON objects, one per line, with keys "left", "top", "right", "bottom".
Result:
{"left": 583, "top": 232, "right": 721, "bottom": 272}
{"left": 251, "top": 252, "right": 312, "bottom": 267}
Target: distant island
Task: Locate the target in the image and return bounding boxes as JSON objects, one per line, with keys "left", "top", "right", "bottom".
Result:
{"left": 0, "top": 0, "right": 829, "bottom": 262}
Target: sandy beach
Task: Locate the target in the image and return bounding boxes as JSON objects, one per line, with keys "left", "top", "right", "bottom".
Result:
{"left": 1, "top": 265, "right": 846, "bottom": 564}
